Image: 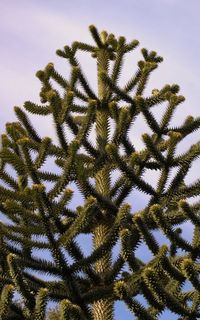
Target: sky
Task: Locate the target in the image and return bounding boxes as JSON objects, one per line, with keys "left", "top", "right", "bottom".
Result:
{"left": 1, "top": 1, "right": 200, "bottom": 319}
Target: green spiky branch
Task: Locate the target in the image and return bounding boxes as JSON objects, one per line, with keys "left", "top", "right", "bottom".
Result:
{"left": 0, "top": 24, "right": 200, "bottom": 320}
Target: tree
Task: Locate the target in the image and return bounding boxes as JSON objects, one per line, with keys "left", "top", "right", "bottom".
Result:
{"left": 0, "top": 24, "right": 200, "bottom": 320}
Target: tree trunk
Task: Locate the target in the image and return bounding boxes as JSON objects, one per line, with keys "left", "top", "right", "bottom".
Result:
{"left": 92, "top": 48, "right": 114, "bottom": 320}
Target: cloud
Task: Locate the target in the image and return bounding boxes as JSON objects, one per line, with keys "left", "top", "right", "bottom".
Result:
{"left": 0, "top": 1, "right": 91, "bottom": 49}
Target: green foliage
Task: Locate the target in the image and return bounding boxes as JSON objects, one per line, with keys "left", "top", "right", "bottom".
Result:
{"left": 46, "top": 307, "right": 60, "bottom": 320}
{"left": 0, "top": 24, "right": 200, "bottom": 319}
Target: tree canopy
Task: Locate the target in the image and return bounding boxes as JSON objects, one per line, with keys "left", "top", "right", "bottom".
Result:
{"left": 0, "top": 25, "right": 200, "bottom": 319}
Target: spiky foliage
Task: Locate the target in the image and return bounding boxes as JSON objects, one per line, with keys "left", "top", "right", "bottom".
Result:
{"left": 0, "top": 25, "right": 200, "bottom": 320}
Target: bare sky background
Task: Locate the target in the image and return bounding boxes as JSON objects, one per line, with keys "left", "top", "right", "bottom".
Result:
{"left": 1, "top": 1, "right": 200, "bottom": 319}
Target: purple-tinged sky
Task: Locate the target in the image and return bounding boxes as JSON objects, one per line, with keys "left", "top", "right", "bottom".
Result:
{"left": 1, "top": 1, "right": 200, "bottom": 319}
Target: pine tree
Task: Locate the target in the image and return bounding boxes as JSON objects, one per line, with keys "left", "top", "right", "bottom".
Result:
{"left": 0, "top": 24, "right": 200, "bottom": 320}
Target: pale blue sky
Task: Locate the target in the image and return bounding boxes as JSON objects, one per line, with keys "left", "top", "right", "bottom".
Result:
{"left": 1, "top": 1, "right": 200, "bottom": 319}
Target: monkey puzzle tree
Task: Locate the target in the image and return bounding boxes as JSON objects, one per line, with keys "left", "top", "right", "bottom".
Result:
{"left": 0, "top": 24, "right": 200, "bottom": 320}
